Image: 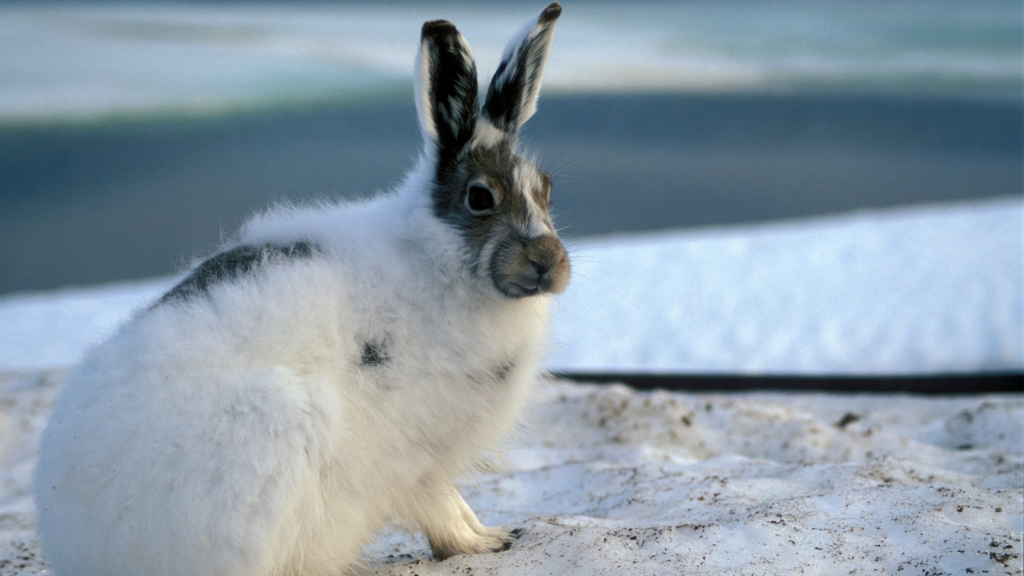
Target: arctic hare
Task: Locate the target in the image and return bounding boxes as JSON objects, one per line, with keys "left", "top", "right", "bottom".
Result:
{"left": 34, "top": 4, "right": 569, "bottom": 575}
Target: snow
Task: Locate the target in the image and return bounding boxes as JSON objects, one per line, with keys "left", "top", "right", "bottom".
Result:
{"left": 548, "top": 196, "right": 1023, "bottom": 375}
{"left": 0, "top": 197, "right": 1020, "bottom": 573}
{"left": 0, "top": 279, "right": 171, "bottom": 374}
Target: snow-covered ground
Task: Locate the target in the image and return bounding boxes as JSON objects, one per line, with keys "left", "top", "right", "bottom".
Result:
{"left": 0, "top": 373, "right": 1020, "bottom": 575}
{"left": 0, "top": 197, "right": 1021, "bottom": 574}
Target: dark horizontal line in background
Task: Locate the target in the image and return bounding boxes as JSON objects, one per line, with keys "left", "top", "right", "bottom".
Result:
{"left": 551, "top": 372, "right": 1023, "bottom": 395}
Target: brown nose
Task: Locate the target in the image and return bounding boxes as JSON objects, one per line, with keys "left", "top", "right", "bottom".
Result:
{"left": 491, "top": 233, "right": 571, "bottom": 298}
{"left": 516, "top": 260, "right": 548, "bottom": 292}
{"left": 522, "top": 236, "right": 569, "bottom": 294}
{"left": 517, "top": 254, "right": 559, "bottom": 292}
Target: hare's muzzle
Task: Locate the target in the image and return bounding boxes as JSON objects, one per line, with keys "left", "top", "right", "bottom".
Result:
{"left": 491, "top": 234, "right": 570, "bottom": 299}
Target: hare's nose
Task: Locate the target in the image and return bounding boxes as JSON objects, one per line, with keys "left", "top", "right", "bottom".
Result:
{"left": 513, "top": 234, "right": 569, "bottom": 296}
{"left": 515, "top": 261, "right": 544, "bottom": 292}
{"left": 525, "top": 256, "right": 561, "bottom": 292}
{"left": 530, "top": 260, "right": 550, "bottom": 277}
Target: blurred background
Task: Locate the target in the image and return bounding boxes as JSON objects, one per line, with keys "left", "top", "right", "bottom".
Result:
{"left": 1, "top": 0, "right": 1021, "bottom": 295}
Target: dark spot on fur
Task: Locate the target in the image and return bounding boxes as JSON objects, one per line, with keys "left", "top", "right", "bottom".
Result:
{"left": 493, "top": 359, "right": 515, "bottom": 381}
{"left": 539, "top": 3, "right": 562, "bottom": 24}
{"left": 156, "top": 241, "right": 319, "bottom": 305}
{"left": 360, "top": 340, "right": 389, "bottom": 367}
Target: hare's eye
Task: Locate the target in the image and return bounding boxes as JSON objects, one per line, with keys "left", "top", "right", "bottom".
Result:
{"left": 466, "top": 184, "right": 497, "bottom": 214}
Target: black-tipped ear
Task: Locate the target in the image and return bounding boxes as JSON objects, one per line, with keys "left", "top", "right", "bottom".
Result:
{"left": 415, "top": 20, "right": 479, "bottom": 167}
{"left": 483, "top": 2, "right": 561, "bottom": 134}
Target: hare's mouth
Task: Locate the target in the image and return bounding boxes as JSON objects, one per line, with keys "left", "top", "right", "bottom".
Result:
{"left": 494, "top": 265, "right": 565, "bottom": 299}
{"left": 492, "top": 271, "right": 544, "bottom": 299}
{"left": 507, "top": 283, "right": 542, "bottom": 298}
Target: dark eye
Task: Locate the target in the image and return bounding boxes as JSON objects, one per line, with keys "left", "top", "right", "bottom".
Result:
{"left": 466, "top": 183, "right": 497, "bottom": 214}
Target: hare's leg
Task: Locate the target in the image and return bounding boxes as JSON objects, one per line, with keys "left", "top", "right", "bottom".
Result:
{"left": 409, "top": 483, "right": 517, "bottom": 559}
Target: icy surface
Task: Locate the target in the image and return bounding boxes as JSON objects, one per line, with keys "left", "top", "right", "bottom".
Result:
{"left": 0, "top": 372, "right": 1019, "bottom": 575}
{"left": 2, "top": 198, "right": 1020, "bottom": 375}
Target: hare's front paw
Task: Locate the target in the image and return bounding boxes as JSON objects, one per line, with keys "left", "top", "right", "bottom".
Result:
{"left": 429, "top": 524, "right": 521, "bottom": 560}
{"left": 412, "top": 485, "right": 523, "bottom": 560}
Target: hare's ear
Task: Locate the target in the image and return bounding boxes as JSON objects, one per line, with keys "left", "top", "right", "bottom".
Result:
{"left": 483, "top": 2, "right": 561, "bottom": 135}
{"left": 416, "top": 20, "right": 479, "bottom": 167}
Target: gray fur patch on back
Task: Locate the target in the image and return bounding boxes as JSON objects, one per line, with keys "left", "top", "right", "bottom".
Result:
{"left": 156, "top": 241, "right": 320, "bottom": 305}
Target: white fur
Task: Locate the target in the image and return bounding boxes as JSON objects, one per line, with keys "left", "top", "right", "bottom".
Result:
{"left": 514, "top": 162, "right": 555, "bottom": 238}
{"left": 415, "top": 37, "right": 439, "bottom": 143}
{"left": 34, "top": 9, "right": 564, "bottom": 575}
{"left": 470, "top": 118, "right": 506, "bottom": 150}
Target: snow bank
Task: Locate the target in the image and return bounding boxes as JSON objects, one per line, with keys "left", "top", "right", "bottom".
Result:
{"left": 0, "top": 372, "right": 1019, "bottom": 574}
{"left": 0, "top": 278, "right": 172, "bottom": 373}
{"left": 548, "top": 196, "right": 1022, "bottom": 375}
{"left": 2, "top": 198, "right": 1020, "bottom": 375}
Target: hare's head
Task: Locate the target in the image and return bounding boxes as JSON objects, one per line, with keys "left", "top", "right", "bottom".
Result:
{"left": 415, "top": 3, "right": 570, "bottom": 299}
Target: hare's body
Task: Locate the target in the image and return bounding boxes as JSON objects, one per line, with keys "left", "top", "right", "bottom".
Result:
{"left": 36, "top": 167, "right": 547, "bottom": 576}
{"left": 35, "top": 5, "right": 568, "bottom": 576}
